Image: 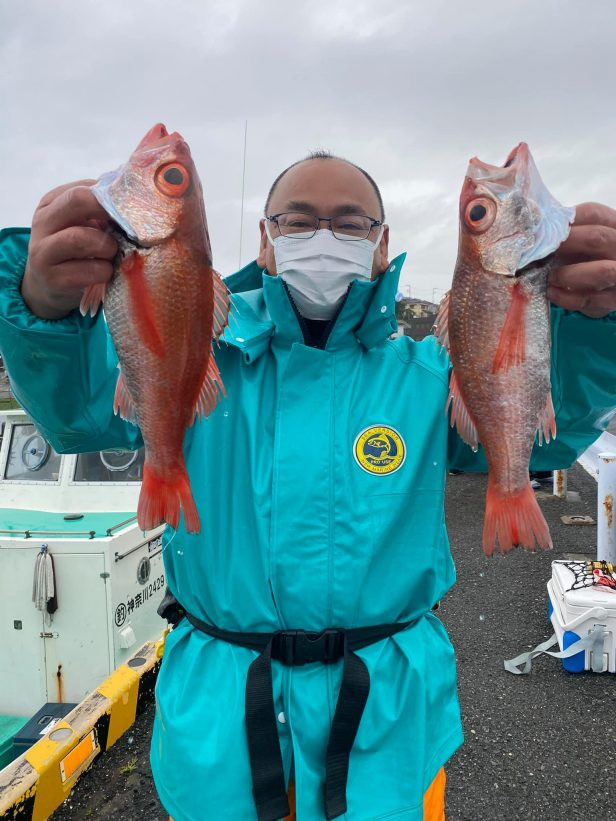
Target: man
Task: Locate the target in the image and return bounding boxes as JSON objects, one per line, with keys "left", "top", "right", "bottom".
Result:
{"left": 1, "top": 151, "right": 615, "bottom": 821}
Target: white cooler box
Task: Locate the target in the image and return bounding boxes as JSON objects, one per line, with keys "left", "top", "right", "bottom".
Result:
{"left": 547, "top": 560, "right": 616, "bottom": 674}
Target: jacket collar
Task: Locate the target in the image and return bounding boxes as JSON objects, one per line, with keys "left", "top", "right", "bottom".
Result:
{"left": 222, "top": 252, "right": 406, "bottom": 363}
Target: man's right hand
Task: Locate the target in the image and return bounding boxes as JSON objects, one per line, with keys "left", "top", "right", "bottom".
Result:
{"left": 21, "top": 181, "right": 117, "bottom": 319}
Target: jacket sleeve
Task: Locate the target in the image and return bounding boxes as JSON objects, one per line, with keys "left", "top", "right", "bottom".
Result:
{"left": 447, "top": 303, "right": 616, "bottom": 471}
{"left": 0, "top": 227, "right": 142, "bottom": 453}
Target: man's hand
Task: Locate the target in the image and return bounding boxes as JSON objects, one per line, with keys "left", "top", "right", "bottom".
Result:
{"left": 21, "top": 181, "right": 117, "bottom": 319}
{"left": 549, "top": 202, "right": 616, "bottom": 318}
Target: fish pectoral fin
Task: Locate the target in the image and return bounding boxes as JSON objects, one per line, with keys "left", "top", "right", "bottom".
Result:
{"left": 536, "top": 391, "right": 557, "bottom": 446}
{"left": 491, "top": 281, "right": 529, "bottom": 373}
{"left": 193, "top": 353, "right": 227, "bottom": 422}
{"left": 212, "top": 269, "right": 231, "bottom": 341}
{"left": 446, "top": 369, "right": 479, "bottom": 450}
{"left": 434, "top": 289, "right": 450, "bottom": 352}
{"left": 79, "top": 282, "right": 107, "bottom": 317}
{"left": 113, "top": 368, "right": 139, "bottom": 424}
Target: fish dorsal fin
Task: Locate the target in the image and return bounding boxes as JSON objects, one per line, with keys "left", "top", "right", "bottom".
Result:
{"left": 491, "top": 281, "right": 529, "bottom": 374}
{"left": 193, "top": 354, "right": 227, "bottom": 421}
{"left": 446, "top": 369, "right": 479, "bottom": 450}
{"left": 434, "top": 290, "right": 450, "bottom": 352}
{"left": 536, "top": 390, "right": 557, "bottom": 446}
{"left": 113, "top": 367, "right": 139, "bottom": 425}
{"left": 212, "top": 270, "right": 231, "bottom": 340}
{"left": 79, "top": 282, "right": 107, "bottom": 317}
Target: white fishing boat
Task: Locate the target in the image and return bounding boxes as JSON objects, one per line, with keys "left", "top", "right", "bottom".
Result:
{"left": 0, "top": 399, "right": 166, "bottom": 769}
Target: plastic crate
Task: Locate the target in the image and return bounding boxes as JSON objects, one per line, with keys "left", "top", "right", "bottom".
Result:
{"left": 12, "top": 702, "right": 77, "bottom": 757}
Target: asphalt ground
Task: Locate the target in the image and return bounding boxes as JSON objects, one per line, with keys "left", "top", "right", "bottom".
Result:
{"left": 51, "top": 461, "right": 615, "bottom": 821}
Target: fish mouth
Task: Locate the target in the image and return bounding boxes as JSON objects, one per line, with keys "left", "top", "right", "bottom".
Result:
{"left": 135, "top": 122, "right": 188, "bottom": 156}
{"left": 463, "top": 142, "right": 575, "bottom": 269}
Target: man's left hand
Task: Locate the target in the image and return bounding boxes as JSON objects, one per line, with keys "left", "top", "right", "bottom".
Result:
{"left": 548, "top": 202, "right": 616, "bottom": 318}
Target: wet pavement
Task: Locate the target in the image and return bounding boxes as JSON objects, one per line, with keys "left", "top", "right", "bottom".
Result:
{"left": 51, "top": 461, "right": 615, "bottom": 821}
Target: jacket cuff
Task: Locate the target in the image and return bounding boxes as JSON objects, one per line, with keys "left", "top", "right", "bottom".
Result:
{"left": 0, "top": 227, "right": 98, "bottom": 334}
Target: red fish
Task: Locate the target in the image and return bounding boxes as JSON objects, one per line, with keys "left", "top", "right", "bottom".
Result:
{"left": 436, "top": 143, "right": 575, "bottom": 555}
{"left": 81, "top": 123, "right": 230, "bottom": 533}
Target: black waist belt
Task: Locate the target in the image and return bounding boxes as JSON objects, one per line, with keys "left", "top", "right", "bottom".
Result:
{"left": 183, "top": 611, "right": 412, "bottom": 821}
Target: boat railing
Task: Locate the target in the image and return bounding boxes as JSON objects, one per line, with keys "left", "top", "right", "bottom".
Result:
{"left": 0, "top": 516, "right": 139, "bottom": 540}
{"left": 0, "top": 528, "right": 97, "bottom": 539}
{"left": 106, "top": 515, "right": 138, "bottom": 536}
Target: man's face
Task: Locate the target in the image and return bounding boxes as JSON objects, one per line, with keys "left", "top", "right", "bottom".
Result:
{"left": 257, "top": 158, "right": 389, "bottom": 279}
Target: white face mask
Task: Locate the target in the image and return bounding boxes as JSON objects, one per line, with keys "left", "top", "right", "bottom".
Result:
{"left": 264, "top": 224, "right": 384, "bottom": 320}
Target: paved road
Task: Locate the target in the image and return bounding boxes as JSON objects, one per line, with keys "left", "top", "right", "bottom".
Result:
{"left": 52, "top": 463, "right": 615, "bottom": 821}
{"left": 440, "top": 464, "right": 615, "bottom": 821}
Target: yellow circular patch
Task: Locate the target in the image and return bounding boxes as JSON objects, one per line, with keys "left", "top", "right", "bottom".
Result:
{"left": 354, "top": 425, "right": 406, "bottom": 475}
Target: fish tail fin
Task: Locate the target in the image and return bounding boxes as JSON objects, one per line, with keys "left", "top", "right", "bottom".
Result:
{"left": 483, "top": 478, "right": 552, "bottom": 556}
{"left": 138, "top": 462, "right": 200, "bottom": 534}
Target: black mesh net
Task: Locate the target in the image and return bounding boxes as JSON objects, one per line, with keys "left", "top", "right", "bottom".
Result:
{"left": 561, "top": 560, "right": 616, "bottom": 592}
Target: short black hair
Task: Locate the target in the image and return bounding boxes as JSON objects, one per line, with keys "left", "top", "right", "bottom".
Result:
{"left": 264, "top": 151, "right": 385, "bottom": 221}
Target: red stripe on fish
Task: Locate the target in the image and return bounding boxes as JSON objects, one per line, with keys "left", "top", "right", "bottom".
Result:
{"left": 122, "top": 252, "right": 165, "bottom": 359}
{"left": 491, "top": 280, "right": 529, "bottom": 374}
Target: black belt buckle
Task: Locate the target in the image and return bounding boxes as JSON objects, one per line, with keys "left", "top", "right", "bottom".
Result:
{"left": 273, "top": 628, "right": 345, "bottom": 666}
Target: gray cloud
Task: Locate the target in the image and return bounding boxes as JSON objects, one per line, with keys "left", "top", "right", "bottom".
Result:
{"left": 2, "top": 0, "right": 616, "bottom": 296}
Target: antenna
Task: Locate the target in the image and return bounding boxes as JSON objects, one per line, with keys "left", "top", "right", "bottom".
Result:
{"left": 238, "top": 119, "right": 248, "bottom": 271}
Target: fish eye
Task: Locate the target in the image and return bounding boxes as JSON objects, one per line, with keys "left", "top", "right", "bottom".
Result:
{"left": 464, "top": 197, "right": 496, "bottom": 233}
{"left": 155, "top": 163, "right": 190, "bottom": 197}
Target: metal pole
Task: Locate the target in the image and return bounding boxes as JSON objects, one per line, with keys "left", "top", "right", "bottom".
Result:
{"left": 238, "top": 119, "right": 248, "bottom": 272}
{"left": 553, "top": 469, "right": 567, "bottom": 498}
{"left": 597, "top": 451, "right": 616, "bottom": 562}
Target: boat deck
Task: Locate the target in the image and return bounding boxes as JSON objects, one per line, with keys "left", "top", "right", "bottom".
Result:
{"left": 48, "top": 460, "right": 615, "bottom": 821}
{"left": 0, "top": 509, "right": 135, "bottom": 539}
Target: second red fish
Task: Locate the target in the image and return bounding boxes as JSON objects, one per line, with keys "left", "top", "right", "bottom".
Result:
{"left": 436, "top": 143, "right": 575, "bottom": 555}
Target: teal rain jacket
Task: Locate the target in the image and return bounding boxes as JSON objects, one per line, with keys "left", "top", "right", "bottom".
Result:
{"left": 1, "top": 227, "right": 615, "bottom": 821}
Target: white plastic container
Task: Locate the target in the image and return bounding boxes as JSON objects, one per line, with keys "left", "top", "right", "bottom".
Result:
{"left": 547, "top": 560, "right": 616, "bottom": 674}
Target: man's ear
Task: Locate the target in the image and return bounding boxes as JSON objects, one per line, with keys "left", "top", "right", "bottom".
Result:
{"left": 257, "top": 219, "right": 268, "bottom": 268}
{"left": 372, "top": 224, "right": 390, "bottom": 279}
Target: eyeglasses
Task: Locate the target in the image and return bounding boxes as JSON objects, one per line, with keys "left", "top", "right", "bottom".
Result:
{"left": 265, "top": 212, "right": 383, "bottom": 241}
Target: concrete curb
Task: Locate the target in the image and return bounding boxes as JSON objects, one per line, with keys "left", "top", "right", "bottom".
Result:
{"left": 0, "top": 634, "right": 165, "bottom": 821}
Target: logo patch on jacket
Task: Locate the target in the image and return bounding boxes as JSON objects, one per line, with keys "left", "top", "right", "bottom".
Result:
{"left": 354, "top": 425, "right": 406, "bottom": 475}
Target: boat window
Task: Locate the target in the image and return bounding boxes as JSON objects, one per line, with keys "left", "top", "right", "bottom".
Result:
{"left": 74, "top": 448, "right": 145, "bottom": 482}
{"left": 4, "top": 423, "right": 62, "bottom": 481}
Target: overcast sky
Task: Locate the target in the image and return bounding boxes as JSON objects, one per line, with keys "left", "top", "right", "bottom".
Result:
{"left": 2, "top": 0, "right": 616, "bottom": 300}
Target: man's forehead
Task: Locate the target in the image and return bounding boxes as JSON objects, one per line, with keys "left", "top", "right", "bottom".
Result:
{"left": 269, "top": 158, "right": 381, "bottom": 214}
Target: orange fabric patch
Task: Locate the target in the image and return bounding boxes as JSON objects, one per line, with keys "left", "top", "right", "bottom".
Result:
{"left": 424, "top": 767, "right": 446, "bottom": 821}
{"left": 282, "top": 770, "right": 445, "bottom": 820}
{"left": 283, "top": 780, "right": 296, "bottom": 821}
{"left": 172, "top": 770, "right": 445, "bottom": 821}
